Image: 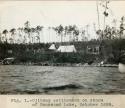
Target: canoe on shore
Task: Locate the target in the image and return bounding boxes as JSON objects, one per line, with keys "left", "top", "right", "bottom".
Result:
{"left": 118, "top": 63, "right": 125, "bottom": 73}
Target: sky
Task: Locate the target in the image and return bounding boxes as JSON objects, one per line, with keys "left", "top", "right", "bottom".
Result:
{"left": 0, "top": 1, "right": 125, "bottom": 42}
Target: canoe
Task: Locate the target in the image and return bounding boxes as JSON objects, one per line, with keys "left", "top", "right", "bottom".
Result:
{"left": 118, "top": 63, "right": 125, "bottom": 73}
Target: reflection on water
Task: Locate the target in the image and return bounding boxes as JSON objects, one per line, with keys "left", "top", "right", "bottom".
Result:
{"left": 0, "top": 65, "right": 125, "bottom": 94}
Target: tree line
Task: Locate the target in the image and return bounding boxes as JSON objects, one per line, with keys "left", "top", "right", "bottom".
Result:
{"left": 0, "top": 16, "right": 124, "bottom": 44}
{"left": 0, "top": 0, "right": 125, "bottom": 44}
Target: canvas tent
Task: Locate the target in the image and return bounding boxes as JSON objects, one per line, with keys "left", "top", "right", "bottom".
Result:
{"left": 49, "top": 44, "right": 56, "bottom": 50}
{"left": 57, "top": 45, "right": 77, "bottom": 53}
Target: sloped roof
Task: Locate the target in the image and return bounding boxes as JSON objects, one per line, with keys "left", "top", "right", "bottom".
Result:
{"left": 57, "top": 45, "right": 77, "bottom": 52}
{"left": 49, "top": 44, "right": 56, "bottom": 50}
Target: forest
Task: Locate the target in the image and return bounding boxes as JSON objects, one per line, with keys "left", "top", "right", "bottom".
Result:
{"left": 0, "top": 16, "right": 125, "bottom": 64}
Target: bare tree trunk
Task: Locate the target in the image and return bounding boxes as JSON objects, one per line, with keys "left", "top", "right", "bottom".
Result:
{"left": 96, "top": 0, "right": 100, "bottom": 29}
{"left": 103, "top": 1, "right": 108, "bottom": 30}
{"left": 5, "top": 34, "right": 7, "bottom": 43}
{"left": 61, "top": 33, "right": 63, "bottom": 45}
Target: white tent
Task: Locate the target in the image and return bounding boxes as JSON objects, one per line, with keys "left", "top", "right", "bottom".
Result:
{"left": 57, "top": 45, "right": 77, "bottom": 53}
{"left": 49, "top": 44, "right": 56, "bottom": 50}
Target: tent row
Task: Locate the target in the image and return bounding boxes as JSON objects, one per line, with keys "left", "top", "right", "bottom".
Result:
{"left": 49, "top": 44, "right": 77, "bottom": 53}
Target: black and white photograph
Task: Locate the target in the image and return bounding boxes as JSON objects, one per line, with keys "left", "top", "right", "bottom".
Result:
{"left": 0, "top": 0, "right": 125, "bottom": 94}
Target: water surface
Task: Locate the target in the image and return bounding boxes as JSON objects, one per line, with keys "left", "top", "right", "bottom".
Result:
{"left": 0, "top": 65, "right": 125, "bottom": 94}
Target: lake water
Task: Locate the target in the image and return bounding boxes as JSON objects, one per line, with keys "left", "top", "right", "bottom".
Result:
{"left": 0, "top": 65, "right": 125, "bottom": 94}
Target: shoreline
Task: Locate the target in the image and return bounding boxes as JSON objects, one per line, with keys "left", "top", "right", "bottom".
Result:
{"left": 0, "top": 62, "right": 118, "bottom": 67}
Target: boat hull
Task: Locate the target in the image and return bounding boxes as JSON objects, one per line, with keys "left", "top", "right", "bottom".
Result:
{"left": 118, "top": 63, "right": 125, "bottom": 73}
